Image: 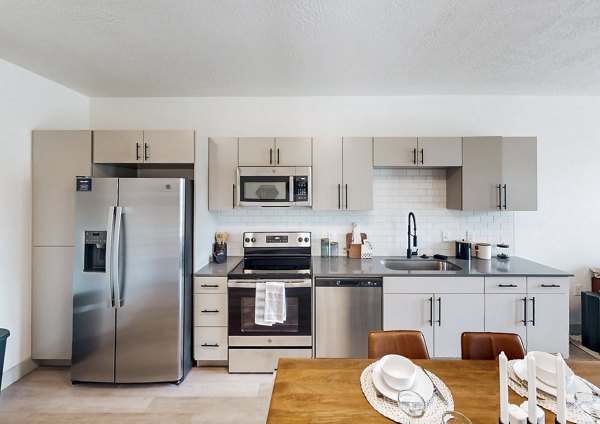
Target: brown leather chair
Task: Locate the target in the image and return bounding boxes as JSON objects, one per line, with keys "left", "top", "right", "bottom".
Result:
{"left": 368, "top": 330, "right": 430, "bottom": 359}
{"left": 461, "top": 332, "right": 526, "bottom": 360}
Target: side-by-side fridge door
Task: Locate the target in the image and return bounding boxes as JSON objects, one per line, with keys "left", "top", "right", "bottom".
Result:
{"left": 114, "top": 178, "right": 186, "bottom": 383}
{"left": 71, "top": 177, "right": 118, "bottom": 383}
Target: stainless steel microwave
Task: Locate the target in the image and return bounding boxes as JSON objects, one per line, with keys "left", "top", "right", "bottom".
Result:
{"left": 236, "top": 167, "right": 311, "bottom": 207}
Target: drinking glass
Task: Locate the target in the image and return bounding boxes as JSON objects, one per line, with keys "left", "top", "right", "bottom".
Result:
{"left": 441, "top": 410, "right": 472, "bottom": 423}
{"left": 575, "top": 391, "right": 600, "bottom": 419}
{"left": 397, "top": 389, "right": 426, "bottom": 418}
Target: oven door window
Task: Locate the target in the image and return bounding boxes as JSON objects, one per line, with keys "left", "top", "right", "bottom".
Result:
{"left": 228, "top": 287, "right": 311, "bottom": 336}
{"left": 239, "top": 176, "right": 290, "bottom": 203}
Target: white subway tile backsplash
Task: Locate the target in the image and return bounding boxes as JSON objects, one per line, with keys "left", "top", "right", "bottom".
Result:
{"left": 214, "top": 170, "right": 515, "bottom": 257}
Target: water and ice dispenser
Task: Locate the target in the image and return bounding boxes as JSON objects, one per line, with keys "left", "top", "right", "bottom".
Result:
{"left": 83, "top": 231, "right": 107, "bottom": 272}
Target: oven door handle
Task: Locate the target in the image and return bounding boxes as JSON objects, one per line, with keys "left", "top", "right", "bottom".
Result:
{"left": 227, "top": 280, "right": 311, "bottom": 288}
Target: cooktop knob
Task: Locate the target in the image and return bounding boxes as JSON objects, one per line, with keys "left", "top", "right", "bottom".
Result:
{"left": 244, "top": 237, "right": 250, "bottom": 243}
{"left": 251, "top": 237, "right": 256, "bottom": 242}
{"left": 304, "top": 237, "right": 309, "bottom": 242}
{"left": 298, "top": 237, "right": 303, "bottom": 242}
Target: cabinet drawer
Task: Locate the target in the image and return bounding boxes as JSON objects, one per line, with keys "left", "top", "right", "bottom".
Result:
{"left": 194, "top": 276, "right": 227, "bottom": 294}
{"left": 194, "top": 327, "right": 228, "bottom": 361}
{"left": 527, "top": 277, "right": 569, "bottom": 294}
{"left": 384, "top": 277, "right": 484, "bottom": 294}
{"left": 485, "top": 277, "right": 526, "bottom": 293}
{"left": 194, "top": 294, "right": 228, "bottom": 326}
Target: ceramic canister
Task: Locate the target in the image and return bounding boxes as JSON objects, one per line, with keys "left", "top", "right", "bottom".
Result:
{"left": 475, "top": 243, "right": 492, "bottom": 260}
{"left": 455, "top": 241, "right": 471, "bottom": 260}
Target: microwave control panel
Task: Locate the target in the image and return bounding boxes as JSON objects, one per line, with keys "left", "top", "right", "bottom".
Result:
{"left": 294, "top": 176, "right": 309, "bottom": 201}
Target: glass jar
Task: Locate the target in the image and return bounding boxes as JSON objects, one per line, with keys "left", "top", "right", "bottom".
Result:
{"left": 321, "top": 238, "right": 330, "bottom": 257}
{"left": 496, "top": 243, "right": 510, "bottom": 259}
{"left": 330, "top": 241, "right": 339, "bottom": 257}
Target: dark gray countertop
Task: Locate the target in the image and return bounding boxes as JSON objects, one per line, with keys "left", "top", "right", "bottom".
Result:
{"left": 194, "top": 256, "right": 242, "bottom": 277}
{"left": 311, "top": 256, "right": 573, "bottom": 278}
{"left": 194, "top": 255, "right": 572, "bottom": 278}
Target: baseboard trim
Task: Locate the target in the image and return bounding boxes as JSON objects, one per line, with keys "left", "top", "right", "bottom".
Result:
{"left": 1, "top": 357, "right": 38, "bottom": 390}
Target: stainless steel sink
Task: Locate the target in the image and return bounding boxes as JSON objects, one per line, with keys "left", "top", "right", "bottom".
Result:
{"left": 380, "top": 258, "right": 462, "bottom": 271}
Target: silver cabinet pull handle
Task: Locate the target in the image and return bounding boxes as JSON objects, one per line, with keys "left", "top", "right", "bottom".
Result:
{"left": 420, "top": 148, "right": 424, "bottom": 164}
{"left": 412, "top": 148, "right": 417, "bottom": 164}
{"left": 277, "top": 148, "right": 280, "bottom": 164}
{"left": 201, "top": 309, "right": 219, "bottom": 313}
{"left": 337, "top": 184, "right": 341, "bottom": 210}
{"left": 269, "top": 148, "right": 273, "bottom": 164}
{"left": 135, "top": 143, "right": 141, "bottom": 160}
{"left": 499, "top": 284, "right": 517, "bottom": 288}
{"left": 503, "top": 184, "right": 507, "bottom": 209}
{"left": 529, "top": 297, "right": 536, "bottom": 326}
{"left": 201, "top": 343, "right": 219, "bottom": 347}
{"left": 436, "top": 297, "right": 442, "bottom": 326}
{"left": 201, "top": 284, "right": 220, "bottom": 288}
{"left": 541, "top": 284, "right": 561, "bottom": 288}
{"left": 232, "top": 184, "right": 235, "bottom": 209}
{"left": 144, "top": 143, "right": 149, "bottom": 161}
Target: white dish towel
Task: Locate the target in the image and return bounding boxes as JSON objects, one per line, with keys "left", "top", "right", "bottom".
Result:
{"left": 264, "top": 282, "right": 286, "bottom": 323}
{"left": 254, "top": 282, "right": 287, "bottom": 325}
{"left": 254, "top": 283, "right": 272, "bottom": 326}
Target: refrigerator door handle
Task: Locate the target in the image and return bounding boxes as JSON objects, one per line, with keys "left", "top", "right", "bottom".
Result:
{"left": 113, "top": 206, "right": 124, "bottom": 308}
{"left": 105, "top": 207, "right": 116, "bottom": 308}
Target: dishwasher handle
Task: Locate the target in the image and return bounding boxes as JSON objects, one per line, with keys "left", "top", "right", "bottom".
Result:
{"left": 315, "top": 278, "right": 382, "bottom": 288}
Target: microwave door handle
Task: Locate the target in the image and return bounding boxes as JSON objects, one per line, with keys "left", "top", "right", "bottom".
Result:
{"left": 289, "top": 176, "right": 295, "bottom": 203}
{"left": 112, "top": 206, "right": 123, "bottom": 308}
{"left": 105, "top": 207, "right": 116, "bottom": 308}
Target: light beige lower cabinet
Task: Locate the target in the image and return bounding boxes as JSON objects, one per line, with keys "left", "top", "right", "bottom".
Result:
{"left": 32, "top": 247, "right": 73, "bottom": 360}
{"left": 483, "top": 276, "right": 569, "bottom": 357}
{"left": 383, "top": 277, "right": 485, "bottom": 358}
{"left": 384, "top": 275, "right": 569, "bottom": 358}
{"left": 193, "top": 277, "right": 228, "bottom": 361}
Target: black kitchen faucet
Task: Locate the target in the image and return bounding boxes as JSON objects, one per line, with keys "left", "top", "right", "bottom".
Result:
{"left": 407, "top": 212, "right": 418, "bottom": 258}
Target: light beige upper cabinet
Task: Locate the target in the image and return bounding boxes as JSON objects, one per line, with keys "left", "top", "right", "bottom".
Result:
{"left": 238, "top": 137, "right": 311, "bottom": 166}
{"left": 312, "top": 137, "right": 373, "bottom": 210}
{"left": 33, "top": 130, "right": 92, "bottom": 246}
{"left": 447, "top": 136, "right": 537, "bottom": 211}
{"left": 373, "top": 137, "right": 462, "bottom": 167}
{"left": 93, "top": 130, "right": 194, "bottom": 164}
{"left": 209, "top": 137, "right": 238, "bottom": 211}
{"left": 143, "top": 130, "right": 195, "bottom": 164}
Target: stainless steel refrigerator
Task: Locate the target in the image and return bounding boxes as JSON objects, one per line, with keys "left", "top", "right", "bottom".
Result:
{"left": 71, "top": 178, "right": 193, "bottom": 384}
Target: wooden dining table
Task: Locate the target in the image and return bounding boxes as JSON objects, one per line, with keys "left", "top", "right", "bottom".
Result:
{"left": 267, "top": 358, "right": 600, "bottom": 423}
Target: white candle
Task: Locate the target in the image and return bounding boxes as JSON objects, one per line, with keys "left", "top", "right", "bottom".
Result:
{"left": 555, "top": 353, "right": 567, "bottom": 424}
{"left": 527, "top": 353, "right": 537, "bottom": 423}
{"left": 500, "top": 352, "right": 509, "bottom": 423}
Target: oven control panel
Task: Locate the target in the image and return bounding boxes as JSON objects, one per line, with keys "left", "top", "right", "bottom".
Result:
{"left": 243, "top": 232, "right": 311, "bottom": 248}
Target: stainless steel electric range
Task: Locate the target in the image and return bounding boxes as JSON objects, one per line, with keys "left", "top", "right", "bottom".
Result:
{"left": 227, "top": 231, "right": 312, "bottom": 373}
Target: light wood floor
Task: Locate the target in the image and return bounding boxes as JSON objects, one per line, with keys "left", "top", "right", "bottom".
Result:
{"left": 0, "top": 343, "right": 596, "bottom": 423}
{"left": 0, "top": 366, "right": 275, "bottom": 423}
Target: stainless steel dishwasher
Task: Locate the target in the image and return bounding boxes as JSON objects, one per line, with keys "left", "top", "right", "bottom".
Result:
{"left": 315, "top": 277, "right": 382, "bottom": 358}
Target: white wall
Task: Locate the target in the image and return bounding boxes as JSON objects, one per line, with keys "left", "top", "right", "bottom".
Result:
{"left": 90, "top": 96, "right": 600, "bottom": 329}
{"left": 0, "top": 58, "right": 89, "bottom": 388}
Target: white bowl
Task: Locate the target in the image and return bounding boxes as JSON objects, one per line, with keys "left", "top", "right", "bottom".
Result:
{"left": 379, "top": 354, "right": 417, "bottom": 390}
{"left": 530, "top": 351, "right": 575, "bottom": 388}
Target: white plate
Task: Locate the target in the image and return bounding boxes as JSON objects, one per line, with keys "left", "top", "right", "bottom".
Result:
{"left": 513, "top": 359, "right": 591, "bottom": 397}
{"left": 372, "top": 362, "right": 434, "bottom": 402}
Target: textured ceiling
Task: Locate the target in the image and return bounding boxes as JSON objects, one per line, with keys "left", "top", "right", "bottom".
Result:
{"left": 1, "top": 0, "right": 599, "bottom": 97}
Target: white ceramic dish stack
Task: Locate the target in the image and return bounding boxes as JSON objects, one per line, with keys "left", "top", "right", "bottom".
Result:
{"left": 379, "top": 354, "right": 417, "bottom": 390}
{"left": 372, "top": 360, "right": 434, "bottom": 401}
